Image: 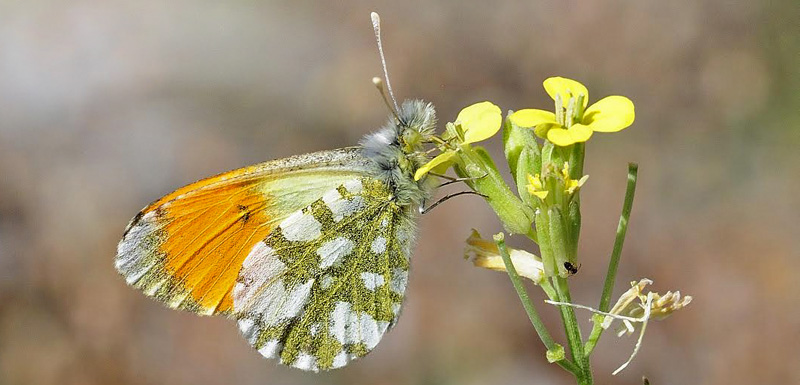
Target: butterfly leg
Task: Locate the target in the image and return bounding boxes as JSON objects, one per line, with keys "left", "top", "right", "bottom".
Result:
{"left": 420, "top": 191, "right": 488, "bottom": 215}
{"left": 429, "top": 172, "right": 488, "bottom": 188}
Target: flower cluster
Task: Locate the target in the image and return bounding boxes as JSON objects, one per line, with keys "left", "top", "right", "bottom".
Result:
{"left": 526, "top": 162, "right": 589, "bottom": 203}
{"left": 415, "top": 76, "right": 689, "bottom": 380}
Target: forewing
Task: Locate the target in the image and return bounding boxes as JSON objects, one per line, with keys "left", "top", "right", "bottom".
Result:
{"left": 234, "top": 177, "right": 416, "bottom": 371}
{"left": 115, "top": 148, "right": 372, "bottom": 316}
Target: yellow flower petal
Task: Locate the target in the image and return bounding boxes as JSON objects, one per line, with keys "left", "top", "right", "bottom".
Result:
{"left": 583, "top": 95, "right": 635, "bottom": 133}
{"left": 526, "top": 173, "right": 550, "bottom": 200}
{"left": 566, "top": 175, "right": 589, "bottom": 194}
{"left": 533, "top": 123, "right": 558, "bottom": 138}
{"left": 547, "top": 128, "right": 574, "bottom": 146}
{"left": 509, "top": 109, "right": 557, "bottom": 128}
{"left": 543, "top": 77, "right": 589, "bottom": 108}
{"left": 547, "top": 125, "right": 593, "bottom": 147}
{"left": 568, "top": 124, "right": 593, "bottom": 142}
{"left": 465, "top": 230, "right": 545, "bottom": 284}
{"left": 456, "top": 101, "right": 502, "bottom": 144}
{"left": 526, "top": 173, "right": 539, "bottom": 188}
{"left": 530, "top": 190, "right": 549, "bottom": 200}
{"left": 414, "top": 151, "right": 455, "bottom": 180}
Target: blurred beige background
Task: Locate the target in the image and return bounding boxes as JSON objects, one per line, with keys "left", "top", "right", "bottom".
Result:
{"left": 1, "top": 1, "right": 798, "bottom": 384}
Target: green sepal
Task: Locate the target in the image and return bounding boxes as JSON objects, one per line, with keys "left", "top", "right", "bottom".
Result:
{"left": 567, "top": 196, "right": 581, "bottom": 262}
{"left": 568, "top": 142, "right": 585, "bottom": 179}
{"left": 455, "top": 145, "right": 535, "bottom": 237}
{"left": 503, "top": 112, "right": 541, "bottom": 178}
{"left": 548, "top": 206, "right": 569, "bottom": 278}
{"left": 542, "top": 140, "right": 556, "bottom": 168}
{"left": 546, "top": 344, "right": 566, "bottom": 363}
{"left": 535, "top": 208, "right": 556, "bottom": 277}
{"left": 515, "top": 148, "right": 540, "bottom": 208}
{"left": 502, "top": 113, "right": 542, "bottom": 209}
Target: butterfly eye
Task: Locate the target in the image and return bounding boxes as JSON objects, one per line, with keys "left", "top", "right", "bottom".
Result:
{"left": 402, "top": 129, "right": 423, "bottom": 150}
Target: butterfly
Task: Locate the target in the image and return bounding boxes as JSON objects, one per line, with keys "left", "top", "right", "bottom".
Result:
{"left": 115, "top": 13, "right": 440, "bottom": 372}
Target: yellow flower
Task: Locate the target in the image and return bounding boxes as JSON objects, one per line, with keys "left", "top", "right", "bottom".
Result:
{"left": 464, "top": 229, "right": 545, "bottom": 284}
{"left": 561, "top": 162, "right": 589, "bottom": 194}
{"left": 525, "top": 163, "right": 587, "bottom": 202}
{"left": 510, "top": 76, "right": 635, "bottom": 147}
{"left": 526, "top": 173, "right": 549, "bottom": 200}
{"left": 414, "top": 101, "right": 501, "bottom": 180}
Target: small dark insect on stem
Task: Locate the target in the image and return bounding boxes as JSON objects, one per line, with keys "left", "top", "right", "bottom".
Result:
{"left": 420, "top": 191, "right": 488, "bottom": 214}
{"left": 564, "top": 261, "right": 581, "bottom": 275}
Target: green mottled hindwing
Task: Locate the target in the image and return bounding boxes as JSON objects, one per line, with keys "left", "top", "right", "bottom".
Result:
{"left": 233, "top": 177, "right": 415, "bottom": 371}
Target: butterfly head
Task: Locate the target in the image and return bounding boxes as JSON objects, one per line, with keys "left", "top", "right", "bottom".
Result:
{"left": 360, "top": 99, "right": 437, "bottom": 208}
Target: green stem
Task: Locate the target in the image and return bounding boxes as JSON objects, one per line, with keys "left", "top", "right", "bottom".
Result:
{"left": 598, "top": 163, "right": 639, "bottom": 312}
{"left": 493, "top": 233, "right": 579, "bottom": 375}
{"left": 553, "top": 276, "right": 593, "bottom": 384}
{"left": 539, "top": 278, "right": 558, "bottom": 301}
{"left": 584, "top": 163, "right": 639, "bottom": 357}
{"left": 582, "top": 317, "right": 605, "bottom": 357}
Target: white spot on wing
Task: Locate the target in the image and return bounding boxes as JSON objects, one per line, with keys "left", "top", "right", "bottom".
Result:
{"left": 321, "top": 275, "right": 334, "bottom": 289}
{"left": 390, "top": 268, "right": 408, "bottom": 294}
{"left": 360, "top": 272, "right": 385, "bottom": 291}
{"left": 238, "top": 318, "right": 258, "bottom": 344}
{"left": 292, "top": 352, "right": 318, "bottom": 372}
{"left": 279, "top": 211, "right": 322, "bottom": 241}
{"left": 144, "top": 277, "right": 166, "bottom": 296}
{"left": 316, "top": 237, "right": 354, "bottom": 269}
{"left": 332, "top": 350, "right": 348, "bottom": 368}
{"left": 321, "top": 189, "right": 341, "bottom": 208}
{"left": 396, "top": 224, "right": 416, "bottom": 258}
{"left": 343, "top": 179, "right": 363, "bottom": 194}
{"left": 124, "top": 260, "right": 154, "bottom": 284}
{"left": 377, "top": 320, "right": 390, "bottom": 335}
{"left": 246, "top": 278, "right": 314, "bottom": 326}
{"left": 234, "top": 242, "right": 286, "bottom": 312}
{"left": 280, "top": 279, "right": 315, "bottom": 320}
{"left": 115, "top": 216, "right": 160, "bottom": 283}
{"left": 370, "top": 236, "right": 387, "bottom": 254}
{"left": 322, "top": 188, "right": 365, "bottom": 222}
{"left": 257, "top": 339, "right": 282, "bottom": 358}
{"left": 330, "top": 301, "right": 350, "bottom": 343}
{"left": 330, "top": 301, "right": 386, "bottom": 351}
{"left": 358, "top": 312, "right": 381, "bottom": 349}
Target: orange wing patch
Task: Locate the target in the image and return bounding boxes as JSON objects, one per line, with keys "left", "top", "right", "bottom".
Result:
{"left": 115, "top": 148, "right": 371, "bottom": 317}
{"left": 117, "top": 173, "right": 278, "bottom": 315}
{"left": 156, "top": 181, "right": 274, "bottom": 314}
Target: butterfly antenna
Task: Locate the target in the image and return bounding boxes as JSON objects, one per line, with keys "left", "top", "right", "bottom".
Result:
{"left": 371, "top": 12, "right": 401, "bottom": 117}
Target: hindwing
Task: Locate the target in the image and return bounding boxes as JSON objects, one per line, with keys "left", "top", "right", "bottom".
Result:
{"left": 233, "top": 177, "right": 416, "bottom": 371}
